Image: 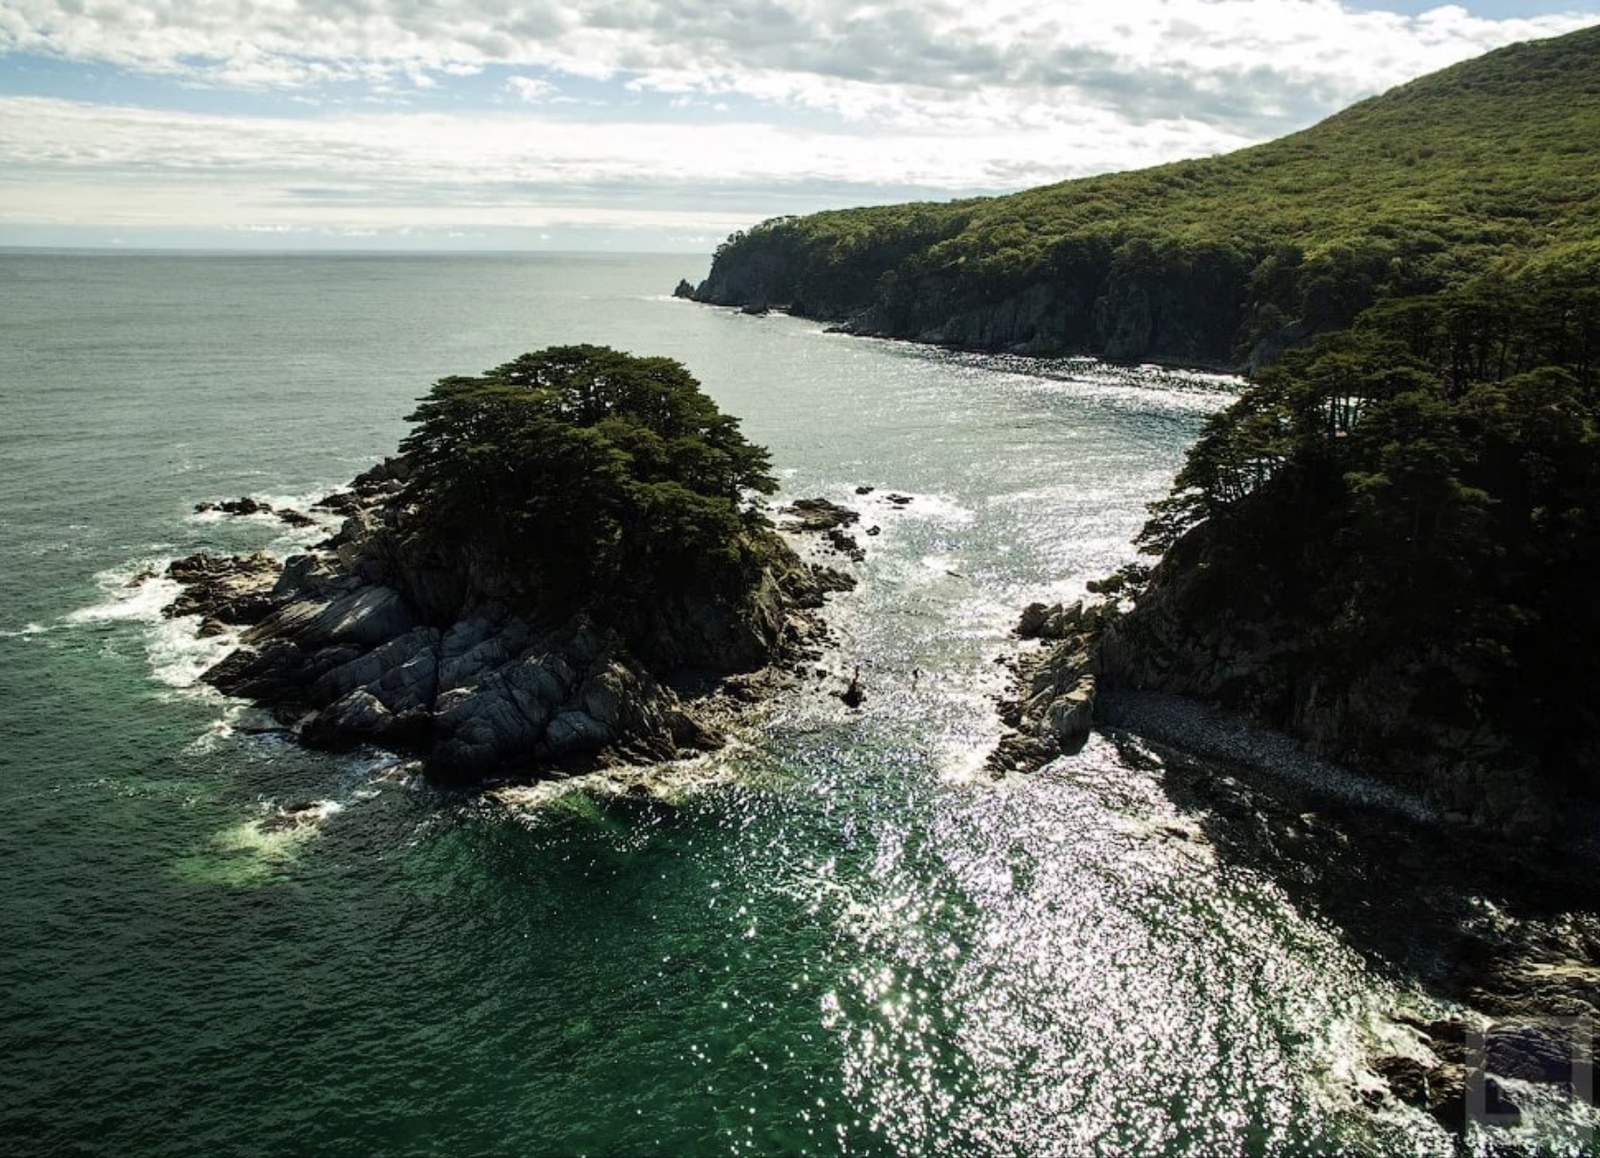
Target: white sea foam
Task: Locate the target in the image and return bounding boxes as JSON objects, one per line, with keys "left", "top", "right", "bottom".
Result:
{"left": 63, "top": 559, "right": 241, "bottom": 689}
{"left": 64, "top": 563, "right": 181, "bottom": 627}
{"left": 183, "top": 490, "right": 342, "bottom": 548}
{"left": 0, "top": 622, "right": 51, "bottom": 638}
{"left": 149, "top": 617, "right": 239, "bottom": 690}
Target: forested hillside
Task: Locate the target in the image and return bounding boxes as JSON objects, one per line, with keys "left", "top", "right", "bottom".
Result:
{"left": 1108, "top": 273, "right": 1600, "bottom": 834}
{"left": 691, "top": 24, "right": 1600, "bottom": 369}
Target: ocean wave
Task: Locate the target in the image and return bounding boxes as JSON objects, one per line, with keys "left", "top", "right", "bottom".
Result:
{"left": 64, "top": 561, "right": 182, "bottom": 626}
{"left": 63, "top": 558, "right": 239, "bottom": 689}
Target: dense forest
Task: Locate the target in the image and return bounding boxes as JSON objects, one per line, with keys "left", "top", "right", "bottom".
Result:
{"left": 690, "top": 24, "right": 1600, "bottom": 370}
{"left": 1108, "top": 271, "right": 1600, "bottom": 832}
{"left": 397, "top": 345, "right": 783, "bottom": 643}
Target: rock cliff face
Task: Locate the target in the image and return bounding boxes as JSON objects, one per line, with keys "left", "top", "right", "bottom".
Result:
{"left": 1095, "top": 521, "right": 1557, "bottom": 837}
{"left": 688, "top": 238, "right": 1257, "bottom": 369}
{"left": 988, "top": 600, "right": 1109, "bottom": 774}
{"left": 169, "top": 460, "right": 846, "bottom": 778}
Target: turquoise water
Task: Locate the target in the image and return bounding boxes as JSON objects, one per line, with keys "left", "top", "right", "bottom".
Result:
{"left": 1, "top": 251, "right": 1436, "bottom": 1154}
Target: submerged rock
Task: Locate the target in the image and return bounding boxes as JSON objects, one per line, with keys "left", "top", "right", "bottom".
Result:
{"left": 196, "top": 497, "right": 275, "bottom": 516}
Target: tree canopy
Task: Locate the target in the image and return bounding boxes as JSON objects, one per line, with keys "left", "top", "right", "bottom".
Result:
{"left": 1135, "top": 273, "right": 1600, "bottom": 798}
{"left": 399, "top": 345, "right": 776, "bottom": 616}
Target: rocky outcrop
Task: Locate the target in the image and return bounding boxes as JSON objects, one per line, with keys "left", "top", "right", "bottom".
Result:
{"left": 196, "top": 495, "right": 321, "bottom": 529}
{"left": 165, "top": 553, "right": 283, "bottom": 629}
{"left": 988, "top": 599, "right": 1115, "bottom": 774}
{"left": 1098, "top": 520, "right": 1559, "bottom": 838}
{"left": 166, "top": 472, "right": 851, "bottom": 779}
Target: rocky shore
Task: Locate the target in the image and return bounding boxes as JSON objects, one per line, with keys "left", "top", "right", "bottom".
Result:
{"left": 165, "top": 459, "right": 857, "bottom": 780}
{"left": 987, "top": 598, "right": 1109, "bottom": 775}
{"left": 1103, "top": 710, "right": 1600, "bottom": 1134}
{"left": 988, "top": 596, "right": 1599, "bottom": 1136}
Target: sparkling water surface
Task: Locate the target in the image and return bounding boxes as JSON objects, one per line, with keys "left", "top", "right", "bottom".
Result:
{"left": 0, "top": 251, "right": 1450, "bottom": 1154}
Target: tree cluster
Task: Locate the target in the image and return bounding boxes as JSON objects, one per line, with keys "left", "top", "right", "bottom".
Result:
{"left": 702, "top": 24, "right": 1600, "bottom": 365}
{"left": 399, "top": 345, "right": 777, "bottom": 621}
{"left": 1137, "top": 274, "right": 1600, "bottom": 797}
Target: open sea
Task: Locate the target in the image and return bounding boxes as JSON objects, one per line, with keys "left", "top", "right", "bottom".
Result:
{"left": 0, "top": 250, "right": 1550, "bottom": 1155}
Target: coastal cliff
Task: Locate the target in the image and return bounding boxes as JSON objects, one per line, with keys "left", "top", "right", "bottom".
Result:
{"left": 169, "top": 346, "right": 850, "bottom": 778}
{"left": 685, "top": 25, "right": 1600, "bottom": 371}
{"left": 990, "top": 267, "right": 1600, "bottom": 840}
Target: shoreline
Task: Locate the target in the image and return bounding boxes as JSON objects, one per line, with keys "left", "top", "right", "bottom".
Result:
{"left": 1087, "top": 686, "right": 1600, "bottom": 1134}
{"left": 683, "top": 296, "right": 1250, "bottom": 377}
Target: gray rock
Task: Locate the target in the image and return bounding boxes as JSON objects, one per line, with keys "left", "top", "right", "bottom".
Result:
{"left": 779, "top": 497, "right": 858, "bottom": 533}
{"left": 311, "top": 689, "right": 395, "bottom": 743}
{"left": 546, "top": 710, "right": 614, "bottom": 755}
{"left": 1486, "top": 1024, "right": 1581, "bottom": 1088}
{"left": 313, "top": 585, "right": 416, "bottom": 647}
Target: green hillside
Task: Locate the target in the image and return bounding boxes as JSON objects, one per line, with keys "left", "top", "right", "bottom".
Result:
{"left": 693, "top": 24, "right": 1600, "bottom": 368}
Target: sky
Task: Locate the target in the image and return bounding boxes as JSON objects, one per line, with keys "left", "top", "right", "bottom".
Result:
{"left": 1, "top": 0, "right": 1597, "bottom": 252}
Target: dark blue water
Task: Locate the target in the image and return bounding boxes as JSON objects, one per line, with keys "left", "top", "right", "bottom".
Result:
{"left": 0, "top": 250, "right": 1458, "bottom": 1154}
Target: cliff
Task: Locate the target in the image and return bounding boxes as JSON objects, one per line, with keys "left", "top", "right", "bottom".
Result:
{"left": 687, "top": 24, "right": 1600, "bottom": 369}
{"left": 989, "top": 268, "right": 1600, "bottom": 839}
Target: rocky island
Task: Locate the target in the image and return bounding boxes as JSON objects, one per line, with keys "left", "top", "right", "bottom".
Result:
{"left": 167, "top": 345, "right": 852, "bottom": 778}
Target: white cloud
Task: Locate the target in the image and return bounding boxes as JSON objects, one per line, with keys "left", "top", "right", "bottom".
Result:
{"left": 1, "top": 2, "right": 1596, "bottom": 241}
{"left": 0, "top": 94, "right": 1251, "bottom": 226}
{"left": 1, "top": 1, "right": 1594, "bottom": 137}
{"left": 507, "top": 76, "right": 559, "bottom": 102}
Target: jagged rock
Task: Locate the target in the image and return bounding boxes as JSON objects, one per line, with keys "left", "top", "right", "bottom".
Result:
{"left": 672, "top": 278, "right": 696, "bottom": 299}
{"left": 163, "top": 552, "right": 282, "bottom": 625}
{"left": 312, "top": 491, "right": 362, "bottom": 515}
{"left": 779, "top": 497, "right": 859, "bottom": 533}
{"left": 312, "top": 585, "right": 417, "bottom": 647}
{"left": 1486, "top": 1023, "right": 1583, "bottom": 1089}
{"left": 174, "top": 457, "right": 841, "bottom": 780}
{"left": 307, "top": 689, "right": 396, "bottom": 744}
{"left": 1372, "top": 1055, "right": 1431, "bottom": 1107}
{"left": 825, "top": 528, "right": 865, "bottom": 562}
{"left": 196, "top": 497, "right": 275, "bottom": 517}
{"left": 989, "top": 626, "right": 1103, "bottom": 773}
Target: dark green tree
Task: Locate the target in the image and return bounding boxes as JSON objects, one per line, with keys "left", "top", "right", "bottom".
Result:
{"left": 399, "top": 345, "right": 776, "bottom": 616}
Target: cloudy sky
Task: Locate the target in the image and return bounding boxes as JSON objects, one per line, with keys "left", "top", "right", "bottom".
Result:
{"left": 1, "top": 0, "right": 1596, "bottom": 251}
